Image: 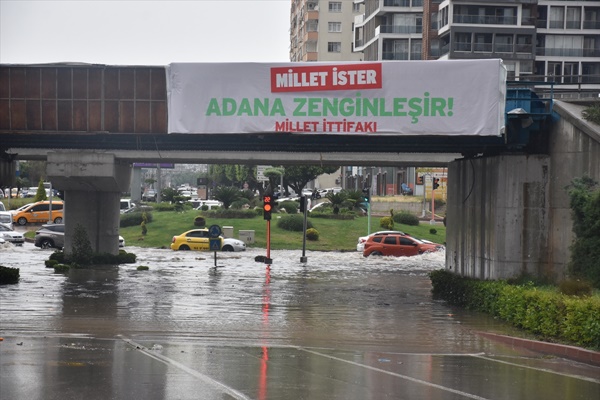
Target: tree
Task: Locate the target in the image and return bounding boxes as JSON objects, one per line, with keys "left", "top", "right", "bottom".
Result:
{"left": 212, "top": 186, "right": 243, "bottom": 210}
{"left": 283, "top": 165, "right": 340, "bottom": 196}
{"left": 34, "top": 179, "right": 48, "bottom": 202}
{"left": 567, "top": 176, "right": 600, "bottom": 288}
{"left": 326, "top": 191, "right": 348, "bottom": 214}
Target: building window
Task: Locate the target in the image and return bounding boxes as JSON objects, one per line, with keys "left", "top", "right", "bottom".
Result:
{"left": 352, "top": 3, "right": 361, "bottom": 13}
{"left": 328, "top": 22, "right": 342, "bottom": 32}
{"left": 328, "top": 42, "right": 341, "bottom": 52}
{"left": 329, "top": 2, "right": 342, "bottom": 12}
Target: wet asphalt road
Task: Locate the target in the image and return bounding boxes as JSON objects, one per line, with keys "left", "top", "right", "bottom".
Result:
{"left": 1, "top": 243, "right": 599, "bottom": 400}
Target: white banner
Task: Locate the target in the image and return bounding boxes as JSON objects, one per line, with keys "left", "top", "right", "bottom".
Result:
{"left": 167, "top": 59, "right": 506, "bottom": 136}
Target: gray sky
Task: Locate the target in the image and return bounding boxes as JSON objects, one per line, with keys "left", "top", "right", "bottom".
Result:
{"left": 0, "top": 0, "right": 291, "bottom": 65}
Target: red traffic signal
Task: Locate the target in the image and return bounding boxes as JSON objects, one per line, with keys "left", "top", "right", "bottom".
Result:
{"left": 433, "top": 178, "right": 440, "bottom": 190}
{"left": 263, "top": 196, "right": 273, "bottom": 220}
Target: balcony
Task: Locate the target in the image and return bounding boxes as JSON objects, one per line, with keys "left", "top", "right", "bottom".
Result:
{"left": 453, "top": 14, "right": 517, "bottom": 25}
{"left": 382, "top": 51, "right": 409, "bottom": 60}
{"left": 380, "top": 24, "right": 423, "bottom": 34}
{"left": 536, "top": 47, "right": 600, "bottom": 57}
{"left": 495, "top": 43, "right": 514, "bottom": 53}
{"left": 584, "top": 20, "right": 600, "bottom": 29}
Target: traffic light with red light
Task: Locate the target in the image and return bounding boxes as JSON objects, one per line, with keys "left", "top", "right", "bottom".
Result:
{"left": 417, "top": 176, "right": 424, "bottom": 185}
{"left": 433, "top": 178, "right": 440, "bottom": 190}
{"left": 263, "top": 195, "right": 273, "bottom": 220}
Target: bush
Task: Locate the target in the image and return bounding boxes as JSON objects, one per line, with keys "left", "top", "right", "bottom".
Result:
{"left": 49, "top": 251, "right": 65, "bottom": 263}
{"left": 137, "top": 266, "right": 150, "bottom": 271}
{"left": 201, "top": 209, "right": 257, "bottom": 219}
{"left": 194, "top": 216, "right": 206, "bottom": 227}
{"left": 430, "top": 228, "right": 437, "bottom": 234}
{"left": 279, "top": 201, "right": 299, "bottom": 214}
{"left": 0, "top": 266, "right": 20, "bottom": 284}
{"left": 582, "top": 103, "right": 600, "bottom": 124}
{"left": 393, "top": 211, "right": 420, "bottom": 226}
{"left": 429, "top": 269, "right": 600, "bottom": 348}
{"left": 53, "top": 264, "right": 70, "bottom": 273}
{"left": 306, "top": 228, "right": 319, "bottom": 241}
{"left": 121, "top": 211, "right": 153, "bottom": 228}
{"left": 71, "top": 224, "right": 93, "bottom": 266}
{"left": 152, "top": 203, "right": 176, "bottom": 212}
{"left": 558, "top": 278, "right": 593, "bottom": 296}
{"left": 45, "top": 259, "right": 58, "bottom": 268}
{"left": 277, "top": 215, "right": 314, "bottom": 232}
{"left": 379, "top": 216, "right": 394, "bottom": 230}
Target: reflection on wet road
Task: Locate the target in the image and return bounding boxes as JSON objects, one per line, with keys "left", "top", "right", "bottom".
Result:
{"left": 1, "top": 243, "right": 598, "bottom": 399}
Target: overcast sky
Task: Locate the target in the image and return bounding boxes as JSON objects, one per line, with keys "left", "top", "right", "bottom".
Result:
{"left": 0, "top": 0, "right": 292, "bottom": 65}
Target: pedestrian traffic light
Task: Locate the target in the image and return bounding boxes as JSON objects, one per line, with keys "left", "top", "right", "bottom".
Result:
{"left": 433, "top": 178, "right": 440, "bottom": 190}
{"left": 362, "top": 188, "right": 370, "bottom": 204}
{"left": 263, "top": 195, "right": 273, "bottom": 220}
{"left": 299, "top": 196, "right": 306, "bottom": 212}
{"left": 417, "top": 176, "right": 423, "bottom": 185}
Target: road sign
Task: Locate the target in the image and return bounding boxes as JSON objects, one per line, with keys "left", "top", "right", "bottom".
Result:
{"left": 208, "top": 224, "right": 222, "bottom": 238}
{"left": 209, "top": 238, "right": 221, "bottom": 251}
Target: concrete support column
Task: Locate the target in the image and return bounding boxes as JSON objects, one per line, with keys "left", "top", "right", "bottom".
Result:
{"left": 47, "top": 151, "right": 131, "bottom": 256}
{"left": 446, "top": 154, "right": 551, "bottom": 281}
{"left": 131, "top": 167, "right": 142, "bottom": 204}
{"left": 63, "top": 190, "right": 121, "bottom": 255}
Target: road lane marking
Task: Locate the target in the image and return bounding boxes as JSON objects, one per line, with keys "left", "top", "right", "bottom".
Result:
{"left": 121, "top": 338, "right": 251, "bottom": 400}
{"left": 298, "top": 347, "right": 491, "bottom": 400}
{"left": 473, "top": 354, "right": 600, "bottom": 384}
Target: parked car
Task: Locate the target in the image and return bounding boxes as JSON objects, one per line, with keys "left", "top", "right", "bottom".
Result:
{"left": 0, "top": 223, "right": 25, "bottom": 246}
{"left": 170, "top": 229, "right": 246, "bottom": 252}
{"left": 0, "top": 202, "right": 6, "bottom": 211}
{"left": 194, "top": 200, "right": 223, "bottom": 210}
{"left": 363, "top": 233, "right": 444, "bottom": 257}
{"left": 0, "top": 211, "right": 12, "bottom": 225}
{"left": 34, "top": 223, "right": 124, "bottom": 249}
{"left": 142, "top": 189, "right": 157, "bottom": 202}
{"left": 356, "top": 230, "right": 408, "bottom": 252}
{"left": 11, "top": 200, "right": 64, "bottom": 226}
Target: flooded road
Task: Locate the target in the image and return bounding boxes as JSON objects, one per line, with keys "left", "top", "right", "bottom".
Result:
{"left": 1, "top": 243, "right": 598, "bottom": 399}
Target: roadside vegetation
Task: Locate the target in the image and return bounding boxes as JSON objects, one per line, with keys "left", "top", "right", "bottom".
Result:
{"left": 430, "top": 175, "right": 600, "bottom": 350}
{"left": 119, "top": 205, "right": 446, "bottom": 251}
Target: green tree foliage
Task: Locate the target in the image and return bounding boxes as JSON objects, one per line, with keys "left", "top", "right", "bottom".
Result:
{"left": 325, "top": 191, "right": 348, "bottom": 214}
{"left": 567, "top": 176, "right": 600, "bottom": 288}
{"left": 283, "top": 165, "right": 339, "bottom": 196}
{"left": 71, "top": 224, "right": 93, "bottom": 266}
{"left": 161, "top": 187, "right": 179, "bottom": 203}
{"left": 213, "top": 186, "right": 243, "bottom": 210}
{"left": 582, "top": 103, "right": 600, "bottom": 125}
{"left": 34, "top": 179, "right": 48, "bottom": 202}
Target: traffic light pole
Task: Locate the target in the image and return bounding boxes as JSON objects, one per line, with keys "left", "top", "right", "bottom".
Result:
{"left": 300, "top": 195, "right": 308, "bottom": 263}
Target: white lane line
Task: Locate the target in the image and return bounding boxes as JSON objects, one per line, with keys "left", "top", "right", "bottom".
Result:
{"left": 121, "top": 338, "right": 252, "bottom": 400}
{"left": 473, "top": 354, "right": 600, "bottom": 384}
{"left": 298, "top": 347, "right": 491, "bottom": 400}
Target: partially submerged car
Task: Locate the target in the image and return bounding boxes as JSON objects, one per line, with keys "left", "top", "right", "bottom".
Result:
{"left": 0, "top": 223, "right": 25, "bottom": 246}
{"left": 170, "top": 229, "right": 246, "bottom": 252}
{"left": 34, "top": 223, "right": 125, "bottom": 249}
{"left": 363, "top": 233, "right": 444, "bottom": 257}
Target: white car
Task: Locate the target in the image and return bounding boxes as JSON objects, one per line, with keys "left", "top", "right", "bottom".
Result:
{"left": 356, "top": 230, "right": 408, "bottom": 252}
{"left": 0, "top": 211, "right": 12, "bottom": 225}
{"left": 222, "top": 237, "right": 246, "bottom": 252}
{"left": 194, "top": 200, "right": 223, "bottom": 210}
{"left": 0, "top": 223, "right": 25, "bottom": 246}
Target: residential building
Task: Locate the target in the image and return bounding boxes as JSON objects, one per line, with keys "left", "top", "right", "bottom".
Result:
{"left": 289, "top": 0, "right": 364, "bottom": 192}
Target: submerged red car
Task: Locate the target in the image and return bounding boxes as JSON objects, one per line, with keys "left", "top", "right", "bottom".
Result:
{"left": 363, "top": 233, "right": 444, "bottom": 257}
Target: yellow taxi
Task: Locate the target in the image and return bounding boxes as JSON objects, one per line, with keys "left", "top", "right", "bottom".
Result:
{"left": 170, "top": 229, "right": 223, "bottom": 251}
{"left": 11, "top": 200, "right": 64, "bottom": 226}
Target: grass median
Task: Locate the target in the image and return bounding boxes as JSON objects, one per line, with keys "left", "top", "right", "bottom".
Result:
{"left": 120, "top": 209, "right": 446, "bottom": 251}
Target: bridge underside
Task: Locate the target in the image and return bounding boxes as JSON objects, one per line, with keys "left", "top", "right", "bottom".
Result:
{"left": 2, "top": 132, "right": 511, "bottom": 166}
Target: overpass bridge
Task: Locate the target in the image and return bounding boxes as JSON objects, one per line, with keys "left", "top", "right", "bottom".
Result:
{"left": 2, "top": 62, "right": 596, "bottom": 284}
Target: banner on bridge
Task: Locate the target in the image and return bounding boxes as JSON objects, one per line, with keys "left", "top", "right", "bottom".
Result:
{"left": 166, "top": 59, "right": 506, "bottom": 136}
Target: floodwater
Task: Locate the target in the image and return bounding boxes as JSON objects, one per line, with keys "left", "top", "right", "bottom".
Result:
{"left": 1, "top": 242, "right": 598, "bottom": 400}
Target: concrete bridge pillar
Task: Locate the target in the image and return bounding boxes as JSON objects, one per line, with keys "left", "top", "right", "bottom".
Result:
{"left": 47, "top": 152, "right": 131, "bottom": 256}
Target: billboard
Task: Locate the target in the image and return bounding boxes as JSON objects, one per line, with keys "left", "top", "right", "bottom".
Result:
{"left": 166, "top": 60, "right": 506, "bottom": 136}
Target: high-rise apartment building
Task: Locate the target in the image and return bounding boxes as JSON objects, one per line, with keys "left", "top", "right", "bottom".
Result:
{"left": 354, "top": 0, "right": 600, "bottom": 91}
{"left": 290, "top": 0, "right": 364, "bottom": 62}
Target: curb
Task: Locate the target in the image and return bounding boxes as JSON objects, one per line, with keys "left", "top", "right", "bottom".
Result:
{"left": 476, "top": 331, "right": 600, "bottom": 367}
